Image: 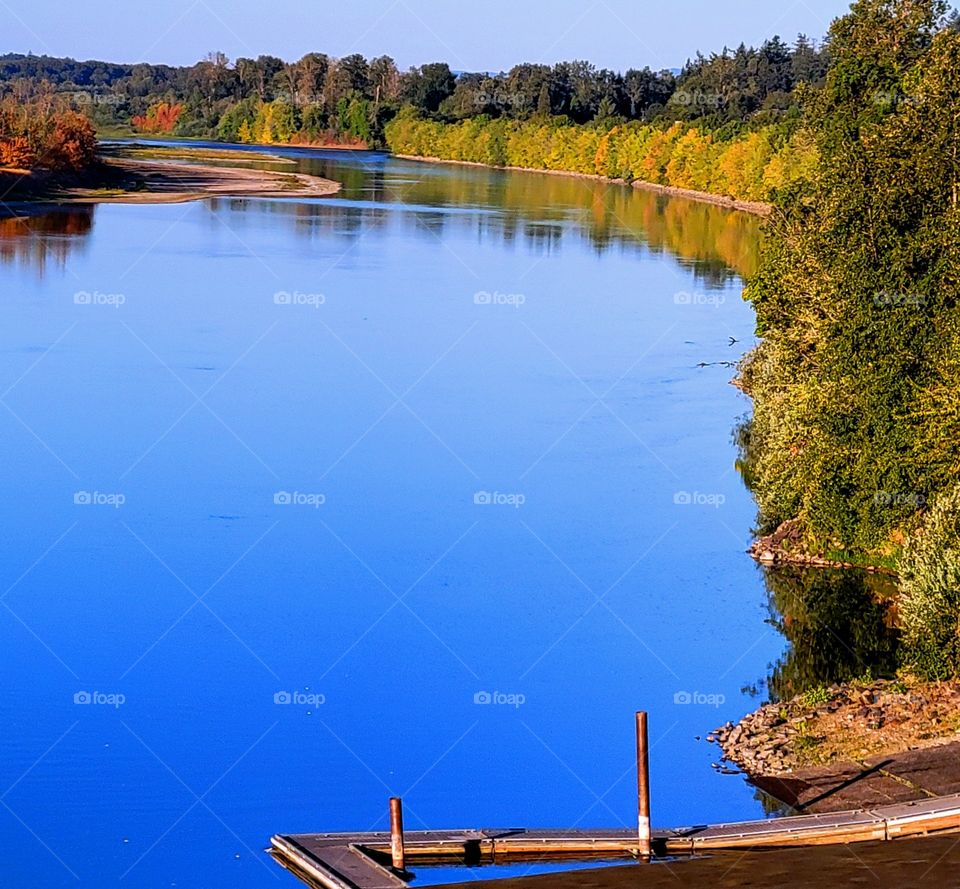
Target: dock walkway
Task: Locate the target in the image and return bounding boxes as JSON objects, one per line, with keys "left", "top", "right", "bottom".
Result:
{"left": 270, "top": 792, "right": 960, "bottom": 889}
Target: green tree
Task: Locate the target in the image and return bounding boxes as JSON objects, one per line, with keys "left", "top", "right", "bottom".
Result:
{"left": 743, "top": 0, "right": 955, "bottom": 555}
{"left": 216, "top": 96, "right": 258, "bottom": 141}
{"left": 401, "top": 62, "right": 456, "bottom": 113}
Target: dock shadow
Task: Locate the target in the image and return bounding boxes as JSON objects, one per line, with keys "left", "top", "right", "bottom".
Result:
{"left": 750, "top": 759, "right": 894, "bottom": 813}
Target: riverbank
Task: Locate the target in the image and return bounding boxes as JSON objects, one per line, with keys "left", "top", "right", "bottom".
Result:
{"left": 749, "top": 519, "right": 898, "bottom": 574}
{"left": 0, "top": 146, "right": 340, "bottom": 207}
{"left": 105, "top": 132, "right": 372, "bottom": 151}
{"left": 710, "top": 676, "right": 960, "bottom": 799}
{"left": 394, "top": 154, "right": 772, "bottom": 217}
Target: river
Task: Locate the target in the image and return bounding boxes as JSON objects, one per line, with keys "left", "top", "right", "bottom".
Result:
{"left": 0, "top": 145, "right": 825, "bottom": 887}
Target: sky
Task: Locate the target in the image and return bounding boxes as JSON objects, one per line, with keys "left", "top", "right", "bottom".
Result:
{"left": 3, "top": 0, "right": 852, "bottom": 71}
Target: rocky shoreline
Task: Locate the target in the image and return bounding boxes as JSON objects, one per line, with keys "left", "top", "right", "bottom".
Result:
{"left": 748, "top": 518, "right": 897, "bottom": 574}
{"left": 709, "top": 677, "right": 960, "bottom": 777}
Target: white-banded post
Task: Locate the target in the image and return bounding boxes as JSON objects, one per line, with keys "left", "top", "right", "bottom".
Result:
{"left": 636, "top": 711, "right": 652, "bottom": 861}
{"left": 389, "top": 797, "right": 406, "bottom": 871}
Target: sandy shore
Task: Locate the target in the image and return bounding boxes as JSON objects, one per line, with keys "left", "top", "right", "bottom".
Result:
{"left": 0, "top": 152, "right": 340, "bottom": 207}
{"left": 71, "top": 157, "right": 340, "bottom": 203}
{"left": 393, "top": 154, "right": 772, "bottom": 217}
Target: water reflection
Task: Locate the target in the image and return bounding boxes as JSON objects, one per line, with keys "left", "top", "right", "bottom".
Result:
{"left": 735, "top": 409, "right": 901, "bottom": 701}
{"left": 0, "top": 150, "right": 760, "bottom": 288}
{"left": 209, "top": 177, "right": 761, "bottom": 287}
{"left": 319, "top": 153, "right": 764, "bottom": 285}
{"left": 0, "top": 207, "right": 94, "bottom": 275}
{"left": 149, "top": 143, "right": 764, "bottom": 282}
{"left": 0, "top": 144, "right": 775, "bottom": 886}
{"left": 761, "top": 567, "right": 900, "bottom": 702}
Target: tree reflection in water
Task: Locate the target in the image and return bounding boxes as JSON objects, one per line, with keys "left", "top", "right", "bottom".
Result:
{"left": 760, "top": 566, "right": 900, "bottom": 703}
{"left": 0, "top": 206, "right": 95, "bottom": 276}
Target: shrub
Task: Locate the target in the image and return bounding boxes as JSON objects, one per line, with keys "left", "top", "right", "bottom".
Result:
{"left": 47, "top": 111, "right": 97, "bottom": 170}
{"left": 0, "top": 135, "right": 37, "bottom": 168}
{"left": 0, "top": 98, "right": 96, "bottom": 171}
{"left": 900, "top": 484, "right": 960, "bottom": 678}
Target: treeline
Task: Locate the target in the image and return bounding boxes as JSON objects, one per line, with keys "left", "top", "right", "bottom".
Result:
{"left": 0, "top": 34, "right": 828, "bottom": 146}
{"left": 740, "top": 0, "right": 960, "bottom": 677}
{"left": 0, "top": 51, "right": 400, "bottom": 145}
{"left": 404, "top": 36, "right": 828, "bottom": 125}
{"left": 385, "top": 113, "right": 817, "bottom": 203}
{"left": 0, "top": 96, "right": 96, "bottom": 170}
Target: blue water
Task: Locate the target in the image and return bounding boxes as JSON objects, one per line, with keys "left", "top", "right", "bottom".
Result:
{"left": 0, "top": 147, "right": 782, "bottom": 888}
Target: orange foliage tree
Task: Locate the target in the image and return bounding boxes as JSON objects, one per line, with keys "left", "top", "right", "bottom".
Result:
{"left": 0, "top": 136, "right": 36, "bottom": 168}
{"left": 0, "top": 97, "right": 97, "bottom": 171}
{"left": 47, "top": 111, "right": 97, "bottom": 170}
{"left": 132, "top": 102, "right": 185, "bottom": 134}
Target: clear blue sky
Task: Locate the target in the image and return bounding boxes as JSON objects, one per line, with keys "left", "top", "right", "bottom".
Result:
{"left": 4, "top": 0, "right": 851, "bottom": 70}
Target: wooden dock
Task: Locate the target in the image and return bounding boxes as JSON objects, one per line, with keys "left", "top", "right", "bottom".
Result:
{"left": 270, "top": 792, "right": 960, "bottom": 889}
